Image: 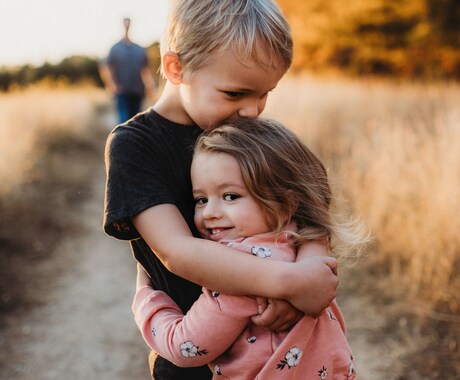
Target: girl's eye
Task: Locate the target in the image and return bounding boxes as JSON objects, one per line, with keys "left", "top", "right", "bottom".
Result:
{"left": 223, "top": 193, "right": 239, "bottom": 201}
{"left": 195, "top": 197, "right": 208, "bottom": 205}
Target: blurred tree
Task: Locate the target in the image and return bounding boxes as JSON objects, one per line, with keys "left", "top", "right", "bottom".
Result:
{"left": 277, "top": 0, "right": 460, "bottom": 79}
{"left": 146, "top": 42, "right": 163, "bottom": 88}
{"left": 0, "top": 71, "right": 12, "bottom": 91}
{"left": 58, "top": 56, "right": 103, "bottom": 85}
{"left": 426, "top": 0, "right": 460, "bottom": 41}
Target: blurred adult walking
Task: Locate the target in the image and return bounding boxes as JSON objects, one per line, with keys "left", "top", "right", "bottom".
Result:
{"left": 100, "top": 18, "right": 154, "bottom": 124}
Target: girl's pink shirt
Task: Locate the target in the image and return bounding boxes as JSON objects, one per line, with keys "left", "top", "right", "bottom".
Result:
{"left": 132, "top": 231, "right": 356, "bottom": 379}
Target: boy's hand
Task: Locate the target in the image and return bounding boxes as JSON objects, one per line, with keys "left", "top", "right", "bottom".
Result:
{"left": 136, "top": 263, "right": 152, "bottom": 291}
{"left": 251, "top": 297, "right": 303, "bottom": 332}
{"left": 287, "top": 256, "right": 338, "bottom": 317}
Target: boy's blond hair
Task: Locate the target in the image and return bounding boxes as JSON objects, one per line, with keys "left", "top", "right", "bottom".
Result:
{"left": 163, "top": 0, "right": 292, "bottom": 74}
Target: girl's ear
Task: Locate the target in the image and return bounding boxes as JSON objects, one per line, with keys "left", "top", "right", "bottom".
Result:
{"left": 285, "top": 190, "right": 300, "bottom": 219}
{"left": 274, "top": 190, "right": 300, "bottom": 227}
{"left": 162, "top": 51, "right": 183, "bottom": 85}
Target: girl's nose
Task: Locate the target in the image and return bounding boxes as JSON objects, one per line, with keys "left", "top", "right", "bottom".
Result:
{"left": 202, "top": 199, "right": 221, "bottom": 219}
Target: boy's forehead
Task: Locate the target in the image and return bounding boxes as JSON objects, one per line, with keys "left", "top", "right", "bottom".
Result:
{"left": 222, "top": 43, "right": 284, "bottom": 70}
{"left": 207, "top": 47, "right": 285, "bottom": 78}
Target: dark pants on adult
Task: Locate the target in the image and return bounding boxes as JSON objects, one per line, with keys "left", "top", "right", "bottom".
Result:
{"left": 116, "top": 93, "right": 143, "bottom": 123}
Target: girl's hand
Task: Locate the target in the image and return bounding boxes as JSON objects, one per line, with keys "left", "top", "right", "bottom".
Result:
{"left": 136, "top": 263, "right": 152, "bottom": 291}
{"left": 251, "top": 297, "right": 303, "bottom": 332}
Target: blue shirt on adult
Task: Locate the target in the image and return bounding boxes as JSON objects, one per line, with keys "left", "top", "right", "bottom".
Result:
{"left": 106, "top": 40, "right": 148, "bottom": 96}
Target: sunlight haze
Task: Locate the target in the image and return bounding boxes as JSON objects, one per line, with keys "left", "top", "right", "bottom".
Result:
{"left": 1, "top": 0, "right": 169, "bottom": 67}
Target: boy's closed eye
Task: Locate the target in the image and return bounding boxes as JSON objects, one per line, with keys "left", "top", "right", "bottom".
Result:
{"left": 223, "top": 91, "right": 245, "bottom": 99}
{"left": 222, "top": 89, "right": 272, "bottom": 100}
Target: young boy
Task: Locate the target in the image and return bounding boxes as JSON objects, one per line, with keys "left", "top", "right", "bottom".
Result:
{"left": 104, "top": 0, "right": 338, "bottom": 378}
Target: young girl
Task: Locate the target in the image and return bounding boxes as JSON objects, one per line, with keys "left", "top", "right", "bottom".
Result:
{"left": 133, "top": 118, "right": 366, "bottom": 379}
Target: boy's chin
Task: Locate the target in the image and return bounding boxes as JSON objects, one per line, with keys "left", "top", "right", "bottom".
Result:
{"left": 198, "top": 122, "right": 218, "bottom": 131}
{"left": 197, "top": 118, "right": 233, "bottom": 131}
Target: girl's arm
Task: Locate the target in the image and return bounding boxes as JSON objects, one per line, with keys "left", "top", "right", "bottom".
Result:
{"left": 132, "top": 204, "right": 338, "bottom": 315}
{"left": 133, "top": 265, "right": 257, "bottom": 367}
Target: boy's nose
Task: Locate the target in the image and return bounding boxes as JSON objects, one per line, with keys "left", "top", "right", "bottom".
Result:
{"left": 238, "top": 100, "right": 261, "bottom": 118}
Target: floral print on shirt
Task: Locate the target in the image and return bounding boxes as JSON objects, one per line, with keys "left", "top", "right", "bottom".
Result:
{"left": 277, "top": 346, "right": 303, "bottom": 370}
{"left": 318, "top": 366, "right": 327, "bottom": 379}
{"left": 251, "top": 245, "right": 272, "bottom": 258}
{"left": 179, "top": 340, "right": 208, "bottom": 358}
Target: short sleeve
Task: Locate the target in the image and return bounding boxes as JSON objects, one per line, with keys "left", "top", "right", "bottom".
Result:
{"left": 103, "top": 110, "right": 200, "bottom": 240}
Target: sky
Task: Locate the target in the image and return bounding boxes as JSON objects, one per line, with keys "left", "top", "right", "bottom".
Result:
{"left": 0, "top": 0, "right": 170, "bottom": 67}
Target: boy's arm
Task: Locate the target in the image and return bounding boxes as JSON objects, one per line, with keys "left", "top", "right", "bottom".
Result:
{"left": 133, "top": 265, "right": 257, "bottom": 367}
{"left": 132, "top": 204, "right": 338, "bottom": 315}
{"left": 250, "top": 240, "right": 335, "bottom": 330}
{"left": 297, "top": 239, "right": 332, "bottom": 261}
{"left": 294, "top": 240, "right": 337, "bottom": 315}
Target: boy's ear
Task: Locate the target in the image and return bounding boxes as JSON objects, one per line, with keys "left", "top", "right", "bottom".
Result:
{"left": 163, "top": 51, "right": 183, "bottom": 85}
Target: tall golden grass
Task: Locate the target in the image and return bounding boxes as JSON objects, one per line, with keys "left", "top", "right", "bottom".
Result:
{"left": 265, "top": 76, "right": 460, "bottom": 313}
{"left": 0, "top": 84, "right": 108, "bottom": 197}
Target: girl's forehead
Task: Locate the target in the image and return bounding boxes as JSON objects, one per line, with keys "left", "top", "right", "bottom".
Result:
{"left": 191, "top": 151, "right": 243, "bottom": 183}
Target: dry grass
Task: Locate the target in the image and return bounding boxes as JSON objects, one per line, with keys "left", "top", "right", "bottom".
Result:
{"left": 0, "top": 83, "right": 108, "bottom": 196}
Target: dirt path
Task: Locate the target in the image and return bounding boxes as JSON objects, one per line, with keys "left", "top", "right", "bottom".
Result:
{"left": 1, "top": 151, "right": 151, "bottom": 379}
{"left": 338, "top": 276, "right": 389, "bottom": 379}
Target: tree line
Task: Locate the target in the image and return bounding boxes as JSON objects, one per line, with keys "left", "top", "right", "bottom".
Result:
{"left": 0, "top": 56, "right": 103, "bottom": 91}
{"left": 0, "top": 43, "right": 162, "bottom": 92}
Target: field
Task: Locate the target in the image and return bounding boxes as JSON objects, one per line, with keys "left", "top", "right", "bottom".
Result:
{"left": 0, "top": 79, "right": 459, "bottom": 379}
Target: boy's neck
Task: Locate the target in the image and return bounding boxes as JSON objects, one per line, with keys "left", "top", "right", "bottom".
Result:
{"left": 153, "top": 83, "right": 195, "bottom": 126}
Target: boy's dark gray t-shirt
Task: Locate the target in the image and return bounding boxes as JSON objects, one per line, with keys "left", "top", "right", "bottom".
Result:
{"left": 103, "top": 109, "right": 212, "bottom": 378}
